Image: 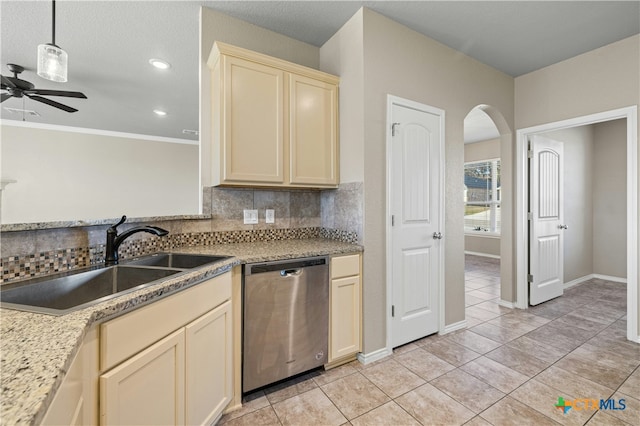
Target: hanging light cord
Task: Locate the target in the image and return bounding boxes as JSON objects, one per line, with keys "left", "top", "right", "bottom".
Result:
{"left": 51, "top": 0, "right": 56, "bottom": 46}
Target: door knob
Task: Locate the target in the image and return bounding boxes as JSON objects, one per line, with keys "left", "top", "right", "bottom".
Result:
{"left": 558, "top": 224, "right": 568, "bottom": 230}
{"left": 433, "top": 232, "right": 443, "bottom": 239}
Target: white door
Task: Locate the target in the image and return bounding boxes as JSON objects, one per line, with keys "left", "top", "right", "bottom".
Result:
{"left": 390, "top": 99, "right": 443, "bottom": 348}
{"left": 529, "top": 135, "right": 566, "bottom": 305}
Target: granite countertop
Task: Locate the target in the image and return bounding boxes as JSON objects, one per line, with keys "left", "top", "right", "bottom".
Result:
{"left": 0, "top": 238, "right": 362, "bottom": 425}
{"left": 0, "top": 214, "right": 212, "bottom": 232}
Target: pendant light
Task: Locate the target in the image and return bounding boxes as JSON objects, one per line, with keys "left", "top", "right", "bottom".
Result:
{"left": 37, "top": 0, "right": 68, "bottom": 82}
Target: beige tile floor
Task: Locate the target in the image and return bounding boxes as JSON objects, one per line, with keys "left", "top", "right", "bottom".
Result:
{"left": 220, "top": 255, "right": 639, "bottom": 425}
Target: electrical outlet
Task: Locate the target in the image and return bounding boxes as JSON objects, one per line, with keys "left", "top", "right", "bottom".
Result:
{"left": 265, "top": 209, "right": 275, "bottom": 223}
{"left": 243, "top": 209, "right": 258, "bottom": 224}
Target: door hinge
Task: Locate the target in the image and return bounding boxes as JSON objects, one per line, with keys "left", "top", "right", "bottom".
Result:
{"left": 527, "top": 212, "right": 533, "bottom": 221}
{"left": 392, "top": 122, "right": 400, "bottom": 136}
{"left": 527, "top": 149, "right": 533, "bottom": 159}
{"left": 391, "top": 215, "right": 395, "bottom": 226}
{"left": 527, "top": 274, "right": 533, "bottom": 283}
{"left": 392, "top": 305, "right": 395, "bottom": 317}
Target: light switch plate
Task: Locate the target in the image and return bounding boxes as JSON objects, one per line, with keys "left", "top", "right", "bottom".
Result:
{"left": 243, "top": 209, "right": 258, "bottom": 224}
{"left": 265, "top": 209, "right": 275, "bottom": 223}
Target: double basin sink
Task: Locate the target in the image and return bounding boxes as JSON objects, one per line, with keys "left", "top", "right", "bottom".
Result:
{"left": 0, "top": 253, "right": 229, "bottom": 316}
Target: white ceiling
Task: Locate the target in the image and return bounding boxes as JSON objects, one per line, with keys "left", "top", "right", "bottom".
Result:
{"left": 1, "top": 1, "right": 638, "bottom": 142}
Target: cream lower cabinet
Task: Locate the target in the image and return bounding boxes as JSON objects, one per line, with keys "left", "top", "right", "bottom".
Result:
{"left": 41, "top": 345, "right": 85, "bottom": 426}
{"left": 208, "top": 42, "right": 339, "bottom": 189}
{"left": 185, "top": 301, "right": 232, "bottom": 425}
{"left": 100, "top": 329, "right": 186, "bottom": 425}
{"left": 328, "top": 254, "right": 362, "bottom": 366}
{"left": 98, "top": 272, "right": 232, "bottom": 426}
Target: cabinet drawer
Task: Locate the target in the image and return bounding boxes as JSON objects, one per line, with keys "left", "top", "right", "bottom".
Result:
{"left": 100, "top": 272, "right": 231, "bottom": 372}
{"left": 331, "top": 254, "right": 360, "bottom": 279}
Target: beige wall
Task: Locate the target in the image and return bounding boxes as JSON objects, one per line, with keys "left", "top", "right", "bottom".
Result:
{"left": 593, "top": 119, "right": 627, "bottom": 278}
{"left": 465, "top": 235, "right": 500, "bottom": 257}
{"left": 319, "top": 10, "right": 365, "bottom": 183}
{"left": 464, "top": 138, "right": 501, "bottom": 257}
{"left": 464, "top": 138, "right": 500, "bottom": 163}
{"left": 515, "top": 34, "right": 638, "bottom": 332}
{"left": 0, "top": 125, "right": 199, "bottom": 223}
{"left": 320, "top": 8, "right": 514, "bottom": 353}
{"left": 544, "top": 126, "right": 595, "bottom": 283}
{"left": 199, "top": 7, "right": 320, "bottom": 187}
{"left": 515, "top": 35, "right": 639, "bottom": 128}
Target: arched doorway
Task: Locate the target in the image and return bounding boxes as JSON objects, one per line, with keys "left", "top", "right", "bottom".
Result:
{"left": 463, "top": 105, "right": 513, "bottom": 321}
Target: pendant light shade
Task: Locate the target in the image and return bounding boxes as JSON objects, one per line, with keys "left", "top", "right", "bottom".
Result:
{"left": 37, "top": 43, "right": 67, "bottom": 82}
{"left": 37, "top": 0, "right": 68, "bottom": 82}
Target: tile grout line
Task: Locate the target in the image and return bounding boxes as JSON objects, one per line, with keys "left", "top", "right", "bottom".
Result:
{"left": 222, "top": 256, "right": 634, "bottom": 425}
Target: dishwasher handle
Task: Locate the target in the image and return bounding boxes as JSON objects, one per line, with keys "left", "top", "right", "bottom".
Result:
{"left": 245, "top": 256, "right": 328, "bottom": 276}
{"left": 280, "top": 268, "right": 302, "bottom": 277}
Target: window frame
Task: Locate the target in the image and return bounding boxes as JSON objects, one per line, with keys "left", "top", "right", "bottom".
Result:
{"left": 464, "top": 157, "right": 501, "bottom": 236}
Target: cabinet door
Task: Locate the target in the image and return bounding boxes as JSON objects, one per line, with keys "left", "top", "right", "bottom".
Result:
{"left": 222, "top": 56, "right": 284, "bottom": 184}
{"left": 185, "top": 301, "right": 232, "bottom": 426}
{"left": 100, "top": 329, "right": 185, "bottom": 425}
{"left": 289, "top": 74, "right": 338, "bottom": 186}
{"left": 330, "top": 275, "right": 361, "bottom": 361}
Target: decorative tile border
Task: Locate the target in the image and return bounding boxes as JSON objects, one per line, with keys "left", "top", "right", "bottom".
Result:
{"left": 1, "top": 247, "right": 97, "bottom": 282}
{"left": 320, "top": 228, "right": 359, "bottom": 244}
{"left": 1, "top": 227, "right": 357, "bottom": 284}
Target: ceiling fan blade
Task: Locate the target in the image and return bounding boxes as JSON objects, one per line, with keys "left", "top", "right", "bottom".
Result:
{"left": 27, "top": 95, "right": 78, "bottom": 113}
{"left": 1, "top": 75, "right": 16, "bottom": 88}
{"left": 1, "top": 93, "right": 13, "bottom": 103}
{"left": 26, "top": 89, "right": 87, "bottom": 99}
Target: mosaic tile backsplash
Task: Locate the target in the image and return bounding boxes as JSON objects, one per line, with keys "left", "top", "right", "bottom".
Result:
{"left": 1, "top": 182, "right": 363, "bottom": 283}
{"left": 1, "top": 227, "right": 358, "bottom": 283}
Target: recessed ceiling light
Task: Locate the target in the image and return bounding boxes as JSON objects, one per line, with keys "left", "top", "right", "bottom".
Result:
{"left": 153, "top": 109, "right": 167, "bottom": 116}
{"left": 149, "top": 58, "right": 171, "bottom": 70}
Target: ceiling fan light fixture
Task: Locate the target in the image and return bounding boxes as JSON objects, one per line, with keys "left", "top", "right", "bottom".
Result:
{"left": 37, "top": 0, "right": 68, "bottom": 83}
{"left": 37, "top": 43, "right": 68, "bottom": 82}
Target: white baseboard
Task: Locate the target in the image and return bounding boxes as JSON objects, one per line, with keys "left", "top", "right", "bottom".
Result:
{"left": 498, "top": 299, "right": 516, "bottom": 309}
{"left": 593, "top": 274, "right": 627, "bottom": 284}
{"left": 564, "top": 274, "right": 627, "bottom": 289}
{"left": 357, "top": 347, "right": 392, "bottom": 365}
{"left": 464, "top": 251, "right": 501, "bottom": 259}
{"left": 564, "top": 275, "right": 594, "bottom": 289}
{"left": 440, "top": 320, "right": 467, "bottom": 335}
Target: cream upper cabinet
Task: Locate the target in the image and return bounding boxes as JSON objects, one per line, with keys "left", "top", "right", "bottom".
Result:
{"left": 209, "top": 42, "right": 339, "bottom": 188}
{"left": 328, "top": 254, "right": 362, "bottom": 365}
{"left": 219, "top": 56, "right": 284, "bottom": 184}
{"left": 289, "top": 74, "right": 338, "bottom": 185}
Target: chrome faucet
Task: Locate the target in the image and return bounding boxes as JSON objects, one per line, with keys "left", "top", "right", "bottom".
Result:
{"left": 104, "top": 215, "right": 169, "bottom": 266}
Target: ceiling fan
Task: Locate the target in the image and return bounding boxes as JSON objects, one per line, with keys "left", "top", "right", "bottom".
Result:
{"left": 1, "top": 63, "right": 86, "bottom": 113}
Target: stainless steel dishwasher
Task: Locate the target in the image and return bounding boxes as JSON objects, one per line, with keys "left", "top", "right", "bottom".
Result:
{"left": 243, "top": 256, "right": 329, "bottom": 393}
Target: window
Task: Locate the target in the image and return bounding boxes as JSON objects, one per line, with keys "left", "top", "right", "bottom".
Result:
{"left": 464, "top": 159, "right": 500, "bottom": 234}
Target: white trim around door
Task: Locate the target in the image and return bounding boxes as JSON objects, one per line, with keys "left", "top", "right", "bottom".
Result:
{"left": 385, "top": 95, "right": 446, "bottom": 353}
{"left": 515, "top": 106, "right": 638, "bottom": 343}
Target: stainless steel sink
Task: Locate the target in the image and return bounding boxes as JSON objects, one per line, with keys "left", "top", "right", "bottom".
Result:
{"left": 0, "top": 265, "right": 182, "bottom": 315}
{"left": 126, "top": 253, "right": 230, "bottom": 269}
{"left": 0, "top": 252, "right": 231, "bottom": 316}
